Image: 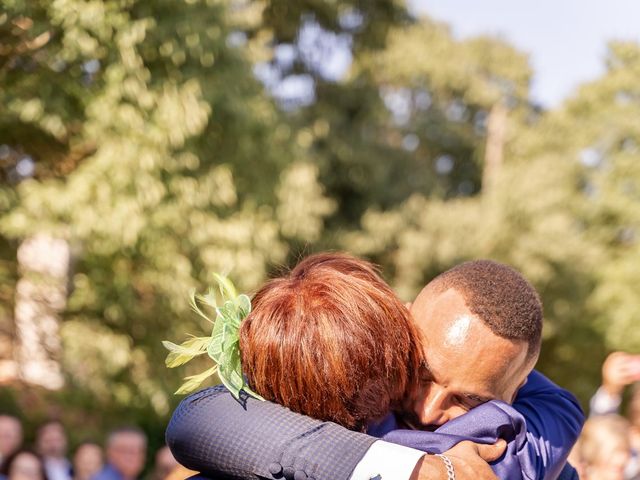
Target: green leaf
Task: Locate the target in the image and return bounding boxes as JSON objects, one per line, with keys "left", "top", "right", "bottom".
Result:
{"left": 163, "top": 337, "right": 210, "bottom": 368}
{"left": 212, "top": 273, "right": 237, "bottom": 299}
{"left": 216, "top": 299, "right": 239, "bottom": 328}
{"left": 167, "top": 274, "right": 263, "bottom": 401}
{"left": 218, "top": 347, "right": 244, "bottom": 399}
{"left": 235, "top": 294, "right": 252, "bottom": 319}
{"left": 207, "top": 317, "right": 225, "bottom": 363}
{"left": 242, "top": 385, "right": 265, "bottom": 401}
{"left": 188, "top": 291, "right": 215, "bottom": 324}
{"left": 175, "top": 365, "right": 219, "bottom": 395}
{"left": 199, "top": 288, "right": 219, "bottom": 309}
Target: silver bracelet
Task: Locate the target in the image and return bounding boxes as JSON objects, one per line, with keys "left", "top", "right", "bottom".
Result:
{"left": 435, "top": 453, "right": 456, "bottom": 480}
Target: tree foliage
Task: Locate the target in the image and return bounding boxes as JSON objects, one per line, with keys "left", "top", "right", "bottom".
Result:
{"left": 1, "top": 0, "right": 639, "bottom": 438}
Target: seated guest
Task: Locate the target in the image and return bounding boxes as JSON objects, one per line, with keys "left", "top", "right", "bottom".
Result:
{"left": 35, "top": 421, "right": 71, "bottom": 480}
{"left": 72, "top": 443, "right": 103, "bottom": 480}
{"left": 0, "top": 416, "right": 23, "bottom": 465}
{"left": 92, "top": 428, "right": 146, "bottom": 480}
{"left": 0, "top": 449, "right": 48, "bottom": 480}
{"left": 590, "top": 351, "right": 640, "bottom": 479}
{"left": 575, "top": 415, "right": 633, "bottom": 480}
{"left": 167, "top": 254, "right": 584, "bottom": 480}
{"left": 150, "top": 447, "right": 178, "bottom": 480}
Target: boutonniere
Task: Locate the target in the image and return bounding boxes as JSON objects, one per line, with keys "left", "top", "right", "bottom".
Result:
{"left": 163, "top": 273, "right": 264, "bottom": 400}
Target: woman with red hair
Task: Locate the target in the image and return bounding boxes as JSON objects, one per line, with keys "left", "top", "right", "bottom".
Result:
{"left": 240, "top": 252, "right": 423, "bottom": 431}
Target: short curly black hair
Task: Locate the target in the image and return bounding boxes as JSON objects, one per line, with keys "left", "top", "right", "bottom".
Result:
{"left": 429, "top": 260, "right": 543, "bottom": 358}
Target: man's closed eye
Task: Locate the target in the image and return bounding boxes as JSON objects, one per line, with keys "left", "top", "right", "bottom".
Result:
{"left": 457, "top": 393, "right": 491, "bottom": 409}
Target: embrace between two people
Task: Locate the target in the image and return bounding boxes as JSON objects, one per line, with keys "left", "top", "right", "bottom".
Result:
{"left": 166, "top": 253, "right": 585, "bottom": 480}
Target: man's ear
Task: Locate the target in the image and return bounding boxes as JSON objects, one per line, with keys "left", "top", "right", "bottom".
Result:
{"left": 509, "top": 376, "right": 529, "bottom": 403}
{"left": 518, "top": 376, "right": 528, "bottom": 389}
{"left": 506, "top": 376, "right": 528, "bottom": 404}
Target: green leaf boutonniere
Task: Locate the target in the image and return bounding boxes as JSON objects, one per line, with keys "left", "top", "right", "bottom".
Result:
{"left": 163, "top": 273, "right": 264, "bottom": 401}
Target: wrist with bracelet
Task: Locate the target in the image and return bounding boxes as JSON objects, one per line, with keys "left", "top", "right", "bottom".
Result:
{"left": 435, "top": 454, "right": 456, "bottom": 480}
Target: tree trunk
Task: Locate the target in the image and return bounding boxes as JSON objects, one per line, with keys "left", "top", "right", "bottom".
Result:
{"left": 13, "top": 234, "right": 69, "bottom": 389}
{"left": 482, "top": 101, "right": 508, "bottom": 194}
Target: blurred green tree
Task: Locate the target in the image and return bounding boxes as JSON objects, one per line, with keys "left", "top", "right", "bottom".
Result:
{"left": 343, "top": 40, "right": 640, "bottom": 403}
{"left": 0, "top": 0, "right": 333, "bottom": 439}
{"left": 2, "top": 0, "right": 639, "bottom": 436}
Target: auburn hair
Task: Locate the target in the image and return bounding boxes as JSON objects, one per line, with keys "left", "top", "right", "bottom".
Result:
{"left": 240, "top": 252, "right": 423, "bottom": 431}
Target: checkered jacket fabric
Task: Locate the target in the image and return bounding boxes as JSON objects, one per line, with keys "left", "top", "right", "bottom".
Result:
{"left": 166, "top": 385, "right": 377, "bottom": 480}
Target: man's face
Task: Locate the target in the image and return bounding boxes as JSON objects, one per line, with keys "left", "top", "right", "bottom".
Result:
{"left": 0, "top": 416, "right": 23, "bottom": 457}
{"left": 8, "top": 452, "right": 44, "bottom": 480}
{"left": 154, "top": 446, "right": 178, "bottom": 480}
{"left": 107, "top": 433, "right": 146, "bottom": 480}
{"left": 36, "top": 423, "right": 67, "bottom": 458}
{"left": 73, "top": 444, "right": 104, "bottom": 480}
{"left": 406, "top": 287, "right": 537, "bottom": 430}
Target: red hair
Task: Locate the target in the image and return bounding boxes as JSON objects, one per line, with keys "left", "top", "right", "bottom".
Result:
{"left": 240, "top": 252, "right": 423, "bottom": 430}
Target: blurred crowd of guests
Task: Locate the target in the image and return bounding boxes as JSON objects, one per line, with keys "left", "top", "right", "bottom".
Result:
{"left": 570, "top": 351, "right": 640, "bottom": 480}
{"left": 0, "top": 419, "right": 188, "bottom": 480}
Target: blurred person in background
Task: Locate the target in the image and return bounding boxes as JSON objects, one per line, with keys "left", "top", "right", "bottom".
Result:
{"left": 35, "top": 422, "right": 71, "bottom": 480}
{"left": 0, "top": 416, "right": 23, "bottom": 465}
{"left": 631, "top": 387, "right": 640, "bottom": 473}
{"left": 91, "top": 428, "right": 146, "bottom": 480}
{"left": 72, "top": 443, "right": 103, "bottom": 480}
{"left": 0, "top": 449, "right": 48, "bottom": 480}
{"left": 150, "top": 447, "right": 177, "bottom": 480}
{"left": 590, "top": 351, "right": 640, "bottom": 479}
{"left": 574, "top": 415, "right": 633, "bottom": 480}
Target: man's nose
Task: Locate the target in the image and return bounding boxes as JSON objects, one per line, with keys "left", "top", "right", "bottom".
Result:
{"left": 415, "top": 385, "right": 449, "bottom": 428}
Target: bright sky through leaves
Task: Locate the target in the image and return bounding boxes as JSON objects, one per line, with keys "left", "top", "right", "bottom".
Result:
{"left": 411, "top": 0, "right": 640, "bottom": 107}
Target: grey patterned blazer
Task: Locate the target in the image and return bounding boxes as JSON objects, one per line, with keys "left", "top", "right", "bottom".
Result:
{"left": 166, "top": 385, "right": 377, "bottom": 480}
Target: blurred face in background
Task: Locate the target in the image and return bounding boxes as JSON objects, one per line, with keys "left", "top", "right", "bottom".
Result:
{"left": 0, "top": 416, "right": 23, "bottom": 459}
{"left": 36, "top": 422, "right": 67, "bottom": 458}
{"left": 153, "top": 447, "right": 178, "bottom": 480}
{"left": 586, "top": 443, "right": 630, "bottom": 480}
{"left": 106, "top": 432, "right": 146, "bottom": 480}
{"left": 630, "top": 385, "right": 640, "bottom": 450}
{"left": 7, "top": 452, "right": 45, "bottom": 480}
{"left": 73, "top": 443, "right": 103, "bottom": 480}
{"left": 580, "top": 415, "right": 631, "bottom": 480}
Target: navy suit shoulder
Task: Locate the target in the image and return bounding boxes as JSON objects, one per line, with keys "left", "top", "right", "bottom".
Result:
{"left": 166, "top": 385, "right": 377, "bottom": 480}
{"left": 556, "top": 463, "right": 580, "bottom": 480}
{"left": 91, "top": 465, "right": 124, "bottom": 480}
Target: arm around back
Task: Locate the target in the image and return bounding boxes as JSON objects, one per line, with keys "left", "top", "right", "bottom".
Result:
{"left": 166, "top": 385, "right": 377, "bottom": 480}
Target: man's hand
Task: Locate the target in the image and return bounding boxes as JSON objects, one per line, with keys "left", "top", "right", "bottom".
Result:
{"left": 411, "top": 440, "right": 506, "bottom": 480}
{"left": 602, "top": 351, "right": 640, "bottom": 396}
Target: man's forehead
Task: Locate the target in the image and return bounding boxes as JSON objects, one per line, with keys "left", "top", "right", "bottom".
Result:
{"left": 442, "top": 314, "right": 473, "bottom": 346}
{"left": 422, "top": 317, "right": 529, "bottom": 394}
{"left": 411, "top": 287, "right": 468, "bottom": 327}
{"left": 110, "top": 432, "right": 146, "bottom": 447}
